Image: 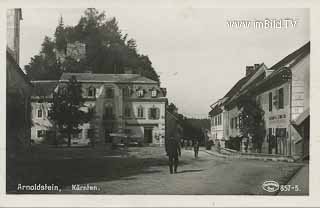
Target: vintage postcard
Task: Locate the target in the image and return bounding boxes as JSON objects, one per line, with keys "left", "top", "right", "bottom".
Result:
{"left": 1, "top": 0, "right": 320, "bottom": 207}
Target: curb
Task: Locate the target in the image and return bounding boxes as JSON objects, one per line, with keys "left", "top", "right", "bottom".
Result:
{"left": 202, "top": 149, "right": 298, "bottom": 163}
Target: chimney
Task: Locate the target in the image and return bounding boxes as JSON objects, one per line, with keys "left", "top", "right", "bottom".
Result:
{"left": 254, "top": 64, "right": 260, "bottom": 70}
{"left": 246, "top": 66, "right": 255, "bottom": 76}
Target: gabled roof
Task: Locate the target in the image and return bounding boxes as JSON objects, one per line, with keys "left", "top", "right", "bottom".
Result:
{"left": 269, "top": 42, "right": 310, "bottom": 71}
{"left": 60, "top": 73, "right": 159, "bottom": 84}
{"left": 6, "top": 49, "right": 33, "bottom": 88}
{"left": 208, "top": 104, "right": 223, "bottom": 117}
{"left": 254, "top": 42, "right": 310, "bottom": 93}
{"left": 31, "top": 80, "right": 59, "bottom": 97}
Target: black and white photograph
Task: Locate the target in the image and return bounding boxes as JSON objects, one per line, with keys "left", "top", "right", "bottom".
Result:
{"left": 2, "top": 1, "right": 318, "bottom": 207}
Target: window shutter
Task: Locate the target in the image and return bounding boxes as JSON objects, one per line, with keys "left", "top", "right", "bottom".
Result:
{"left": 148, "top": 108, "right": 151, "bottom": 119}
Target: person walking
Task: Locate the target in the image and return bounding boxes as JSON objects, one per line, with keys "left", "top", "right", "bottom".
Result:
{"left": 165, "top": 137, "right": 181, "bottom": 174}
{"left": 193, "top": 139, "right": 199, "bottom": 158}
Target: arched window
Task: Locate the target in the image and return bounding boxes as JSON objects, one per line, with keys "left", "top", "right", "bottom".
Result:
{"left": 105, "top": 88, "right": 114, "bottom": 98}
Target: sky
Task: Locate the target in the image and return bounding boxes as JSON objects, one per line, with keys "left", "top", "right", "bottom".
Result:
{"left": 19, "top": 8, "right": 309, "bottom": 118}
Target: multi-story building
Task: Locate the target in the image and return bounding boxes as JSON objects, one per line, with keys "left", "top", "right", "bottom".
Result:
{"left": 30, "top": 80, "right": 59, "bottom": 144}
{"left": 7, "top": 9, "right": 33, "bottom": 157}
{"left": 208, "top": 42, "right": 310, "bottom": 159}
{"left": 31, "top": 72, "right": 167, "bottom": 146}
{"left": 209, "top": 63, "right": 269, "bottom": 148}
{"left": 253, "top": 42, "right": 310, "bottom": 158}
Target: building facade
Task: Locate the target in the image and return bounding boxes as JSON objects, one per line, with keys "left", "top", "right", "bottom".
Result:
{"left": 6, "top": 9, "right": 33, "bottom": 157}
{"left": 7, "top": 9, "right": 22, "bottom": 64}
{"left": 31, "top": 72, "right": 167, "bottom": 146}
{"left": 208, "top": 42, "right": 310, "bottom": 159}
{"left": 254, "top": 42, "right": 310, "bottom": 158}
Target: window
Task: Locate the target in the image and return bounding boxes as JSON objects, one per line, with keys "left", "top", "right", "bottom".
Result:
{"left": 124, "top": 107, "right": 131, "bottom": 118}
{"left": 137, "top": 106, "right": 144, "bottom": 118}
{"left": 137, "top": 89, "right": 144, "bottom": 97}
{"left": 105, "top": 88, "right": 114, "bottom": 98}
{"left": 60, "top": 87, "right": 67, "bottom": 95}
{"left": 88, "top": 87, "right": 96, "bottom": 97}
{"left": 239, "top": 116, "right": 242, "bottom": 128}
{"left": 37, "top": 109, "right": 43, "bottom": 118}
{"left": 230, "top": 118, "right": 234, "bottom": 129}
{"left": 103, "top": 106, "right": 113, "bottom": 120}
{"left": 278, "top": 88, "right": 284, "bottom": 109}
{"left": 235, "top": 117, "right": 238, "bottom": 129}
{"left": 151, "top": 90, "right": 157, "bottom": 97}
{"left": 268, "top": 92, "right": 273, "bottom": 112}
{"left": 37, "top": 130, "right": 45, "bottom": 138}
{"left": 149, "top": 107, "right": 160, "bottom": 120}
{"left": 47, "top": 110, "right": 52, "bottom": 118}
{"left": 122, "top": 87, "right": 130, "bottom": 97}
{"left": 87, "top": 129, "right": 94, "bottom": 138}
{"left": 88, "top": 106, "right": 95, "bottom": 114}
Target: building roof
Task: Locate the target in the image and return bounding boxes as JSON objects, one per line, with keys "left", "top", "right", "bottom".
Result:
{"left": 208, "top": 104, "right": 223, "bottom": 117}
{"left": 6, "top": 49, "right": 33, "bottom": 88}
{"left": 269, "top": 42, "right": 310, "bottom": 71}
{"left": 60, "top": 73, "right": 159, "bottom": 84}
{"left": 254, "top": 42, "right": 310, "bottom": 94}
{"left": 208, "top": 66, "right": 260, "bottom": 116}
{"left": 31, "top": 80, "right": 59, "bottom": 97}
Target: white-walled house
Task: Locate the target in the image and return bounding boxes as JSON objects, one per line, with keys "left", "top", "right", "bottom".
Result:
{"left": 30, "top": 73, "right": 167, "bottom": 146}
{"left": 253, "top": 42, "right": 310, "bottom": 158}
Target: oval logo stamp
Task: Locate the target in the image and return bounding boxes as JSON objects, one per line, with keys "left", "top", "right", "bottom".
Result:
{"left": 262, "top": 180, "right": 280, "bottom": 193}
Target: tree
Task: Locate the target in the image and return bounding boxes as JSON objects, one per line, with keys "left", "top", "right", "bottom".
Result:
{"left": 49, "top": 76, "right": 93, "bottom": 147}
{"left": 237, "top": 95, "right": 266, "bottom": 153}
{"left": 55, "top": 16, "right": 67, "bottom": 51}
{"left": 25, "top": 8, "right": 160, "bottom": 82}
{"left": 25, "top": 36, "right": 62, "bottom": 80}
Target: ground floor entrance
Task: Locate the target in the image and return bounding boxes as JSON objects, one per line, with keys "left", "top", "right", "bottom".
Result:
{"left": 144, "top": 128, "right": 153, "bottom": 143}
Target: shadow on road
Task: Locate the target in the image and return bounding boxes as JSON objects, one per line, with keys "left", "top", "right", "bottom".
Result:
{"left": 6, "top": 148, "right": 191, "bottom": 193}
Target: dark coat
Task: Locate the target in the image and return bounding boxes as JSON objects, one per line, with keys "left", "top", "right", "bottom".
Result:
{"left": 166, "top": 138, "right": 181, "bottom": 157}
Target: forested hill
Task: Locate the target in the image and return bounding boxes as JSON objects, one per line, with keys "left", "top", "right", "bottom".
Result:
{"left": 24, "top": 8, "right": 159, "bottom": 82}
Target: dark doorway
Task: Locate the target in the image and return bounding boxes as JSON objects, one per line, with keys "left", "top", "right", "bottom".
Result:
{"left": 144, "top": 128, "right": 153, "bottom": 143}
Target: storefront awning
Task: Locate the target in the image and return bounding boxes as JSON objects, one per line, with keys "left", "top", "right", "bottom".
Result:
{"left": 292, "top": 107, "right": 309, "bottom": 126}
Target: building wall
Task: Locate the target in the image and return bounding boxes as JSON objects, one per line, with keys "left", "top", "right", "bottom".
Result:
{"left": 7, "top": 9, "right": 21, "bottom": 64}
{"left": 210, "top": 113, "right": 224, "bottom": 142}
{"left": 290, "top": 54, "right": 310, "bottom": 157}
{"left": 31, "top": 80, "right": 167, "bottom": 146}
{"left": 257, "top": 82, "right": 290, "bottom": 154}
{"left": 31, "top": 102, "right": 53, "bottom": 143}
{"left": 291, "top": 54, "right": 310, "bottom": 120}
{"left": 226, "top": 106, "right": 241, "bottom": 138}
{"left": 125, "top": 101, "right": 166, "bottom": 145}
{"left": 7, "top": 54, "right": 32, "bottom": 153}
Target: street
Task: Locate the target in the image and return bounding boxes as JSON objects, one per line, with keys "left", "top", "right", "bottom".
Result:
{"left": 54, "top": 147, "right": 304, "bottom": 195}
{"left": 7, "top": 146, "right": 306, "bottom": 195}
